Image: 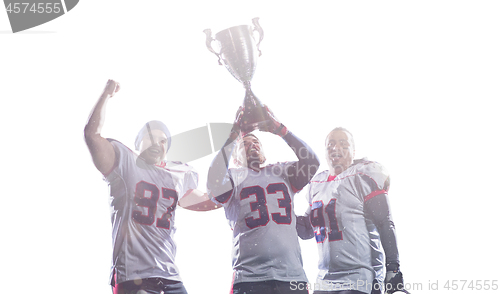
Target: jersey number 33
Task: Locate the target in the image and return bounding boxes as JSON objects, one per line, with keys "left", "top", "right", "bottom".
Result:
{"left": 241, "top": 182, "right": 292, "bottom": 229}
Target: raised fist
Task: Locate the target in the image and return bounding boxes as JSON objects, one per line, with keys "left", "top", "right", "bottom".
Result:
{"left": 102, "top": 79, "right": 120, "bottom": 97}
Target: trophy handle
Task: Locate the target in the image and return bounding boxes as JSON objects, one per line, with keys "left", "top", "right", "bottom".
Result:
{"left": 203, "top": 29, "right": 222, "bottom": 65}
{"left": 252, "top": 17, "right": 264, "bottom": 56}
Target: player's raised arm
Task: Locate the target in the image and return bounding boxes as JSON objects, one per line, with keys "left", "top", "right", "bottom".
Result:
{"left": 84, "top": 79, "right": 120, "bottom": 175}
{"left": 259, "top": 106, "right": 320, "bottom": 191}
{"left": 207, "top": 107, "right": 247, "bottom": 202}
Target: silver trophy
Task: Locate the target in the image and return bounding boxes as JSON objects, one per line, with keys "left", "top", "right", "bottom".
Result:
{"left": 204, "top": 17, "right": 268, "bottom": 133}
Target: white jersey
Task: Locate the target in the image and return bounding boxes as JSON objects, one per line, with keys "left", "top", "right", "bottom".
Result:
{"left": 104, "top": 140, "right": 197, "bottom": 285}
{"left": 210, "top": 162, "right": 308, "bottom": 284}
{"left": 304, "top": 159, "right": 389, "bottom": 294}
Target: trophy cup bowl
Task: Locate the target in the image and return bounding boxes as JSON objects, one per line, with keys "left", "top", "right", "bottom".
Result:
{"left": 204, "top": 18, "right": 269, "bottom": 133}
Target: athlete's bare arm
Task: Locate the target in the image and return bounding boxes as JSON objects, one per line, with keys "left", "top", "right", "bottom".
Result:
{"left": 84, "top": 79, "right": 120, "bottom": 175}
{"left": 207, "top": 107, "right": 248, "bottom": 202}
{"left": 178, "top": 189, "right": 222, "bottom": 211}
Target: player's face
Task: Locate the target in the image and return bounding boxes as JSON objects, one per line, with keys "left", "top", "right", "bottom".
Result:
{"left": 139, "top": 129, "right": 168, "bottom": 165}
{"left": 325, "top": 130, "right": 354, "bottom": 175}
{"left": 238, "top": 135, "right": 265, "bottom": 169}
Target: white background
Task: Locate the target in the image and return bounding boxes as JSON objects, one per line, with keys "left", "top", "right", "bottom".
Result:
{"left": 1, "top": 1, "right": 499, "bottom": 293}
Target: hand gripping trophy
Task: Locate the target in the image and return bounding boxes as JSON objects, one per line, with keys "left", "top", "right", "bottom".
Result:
{"left": 204, "top": 18, "right": 268, "bottom": 133}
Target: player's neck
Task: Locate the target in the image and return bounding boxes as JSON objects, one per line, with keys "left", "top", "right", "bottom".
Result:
{"left": 329, "top": 167, "right": 343, "bottom": 176}
{"left": 247, "top": 160, "right": 261, "bottom": 171}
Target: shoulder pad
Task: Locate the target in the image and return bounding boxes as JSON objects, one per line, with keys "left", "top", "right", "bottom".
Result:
{"left": 354, "top": 160, "right": 390, "bottom": 192}
{"left": 310, "top": 170, "right": 330, "bottom": 182}
{"left": 165, "top": 161, "right": 194, "bottom": 172}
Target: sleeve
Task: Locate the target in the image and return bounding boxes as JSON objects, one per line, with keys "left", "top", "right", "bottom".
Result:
{"left": 296, "top": 181, "right": 315, "bottom": 240}
{"left": 366, "top": 218, "right": 386, "bottom": 286}
{"left": 165, "top": 161, "right": 199, "bottom": 199}
{"left": 296, "top": 205, "right": 314, "bottom": 240}
{"left": 104, "top": 139, "right": 131, "bottom": 179}
{"left": 281, "top": 131, "right": 320, "bottom": 192}
{"left": 103, "top": 140, "right": 135, "bottom": 204}
{"left": 179, "top": 169, "right": 199, "bottom": 199}
{"left": 355, "top": 161, "right": 390, "bottom": 203}
{"left": 358, "top": 162, "right": 400, "bottom": 268}
{"left": 364, "top": 193, "right": 399, "bottom": 267}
